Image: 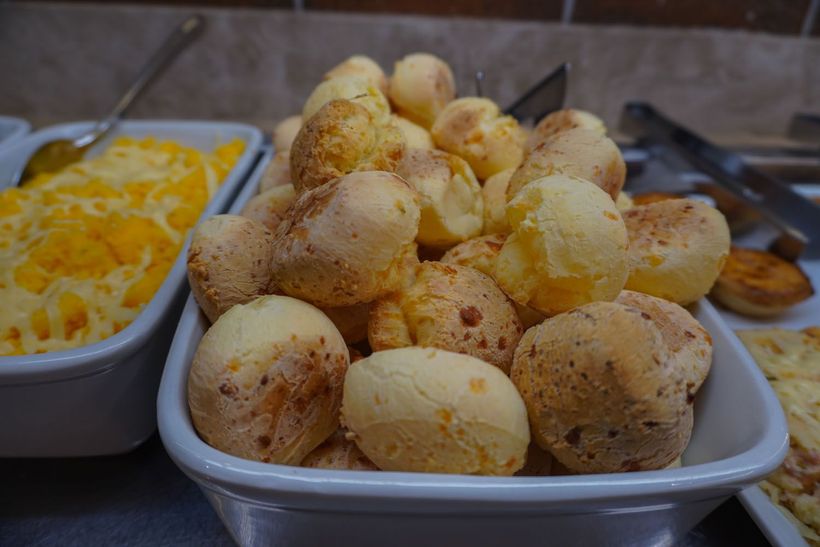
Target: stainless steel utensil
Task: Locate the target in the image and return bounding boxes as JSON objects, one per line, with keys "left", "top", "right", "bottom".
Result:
{"left": 621, "top": 102, "right": 820, "bottom": 260}
{"left": 14, "top": 14, "right": 204, "bottom": 186}
{"left": 503, "top": 62, "right": 570, "bottom": 125}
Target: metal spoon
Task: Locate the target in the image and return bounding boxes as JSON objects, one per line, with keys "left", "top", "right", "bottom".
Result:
{"left": 14, "top": 14, "right": 204, "bottom": 186}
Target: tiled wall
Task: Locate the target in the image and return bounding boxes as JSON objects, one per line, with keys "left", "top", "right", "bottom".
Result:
{"left": 22, "top": 0, "right": 820, "bottom": 36}
{"left": 2, "top": 2, "right": 819, "bottom": 141}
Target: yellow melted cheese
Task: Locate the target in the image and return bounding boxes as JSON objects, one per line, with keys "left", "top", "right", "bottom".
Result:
{"left": 0, "top": 136, "right": 244, "bottom": 356}
{"left": 738, "top": 327, "right": 820, "bottom": 545}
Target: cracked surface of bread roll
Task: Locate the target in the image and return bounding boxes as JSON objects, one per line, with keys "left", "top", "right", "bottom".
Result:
{"left": 623, "top": 199, "right": 730, "bottom": 305}
{"left": 273, "top": 115, "right": 302, "bottom": 153}
{"left": 396, "top": 148, "right": 483, "bottom": 248}
{"left": 526, "top": 108, "right": 606, "bottom": 150}
{"left": 511, "top": 301, "right": 694, "bottom": 473}
{"left": 271, "top": 171, "right": 421, "bottom": 307}
{"left": 188, "top": 295, "right": 349, "bottom": 465}
{"left": 290, "top": 100, "right": 405, "bottom": 194}
{"left": 482, "top": 167, "right": 515, "bottom": 234}
{"left": 507, "top": 128, "right": 625, "bottom": 201}
{"left": 187, "top": 215, "right": 277, "bottom": 323}
{"left": 494, "top": 175, "right": 629, "bottom": 316}
{"left": 431, "top": 97, "right": 526, "bottom": 180}
{"left": 303, "top": 75, "right": 391, "bottom": 125}
{"left": 300, "top": 428, "right": 378, "bottom": 470}
{"left": 324, "top": 55, "right": 388, "bottom": 96}
{"left": 388, "top": 53, "right": 455, "bottom": 129}
{"left": 341, "top": 347, "right": 530, "bottom": 475}
{"left": 258, "top": 150, "right": 291, "bottom": 193}
{"left": 392, "top": 114, "right": 434, "bottom": 150}
{"left": 616, "top": 290, "right": 713, "bottom": 391}
{"left": 240, "top": 184, "right": 296, "bottom": 232}
{"left": 369, "top": 261, "right": 523, "bottom": 373}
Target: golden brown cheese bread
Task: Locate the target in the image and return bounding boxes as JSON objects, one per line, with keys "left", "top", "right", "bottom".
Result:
{"left": 396, "top": 148, "right": 484, "bottom": 248}
{"left": 711, "top": 247, "right": 814, "bottom": 317}
{"left": 303, "top": 75, "right": 391, "bottom": 125}
{"left": 341, "top": 347, "right": 530, "bottom": 475}
{"left": 507, "top": 127, "right": 625, "bottom": 201}
{"left": 188, "top": 296, "right": 349, "bottom": 465}
{"left": 481, "top": 167, "right": 516, "bottom": 234}
{"left": 616, "top": 290, "right": 713, "bottom": 391}
{"left": 324, "top": 55, "right": 388, "bottom": 96}
{"left": 431, "top": 97, "right": 526, "bottom": 180}
{"left": 623, "top": 199, "right": 730, "bottom": 306}
{"left": 615, "top": 191, "right": 634, "bottom": 212}
{"left": 511, "top": 301, "right": 694, "bottom": 473}
{"left": 388, "top": 53, "right": 455, "bottom": 129}
{"left": 273, "top": 115, "right": 302, "bottom": 153}
{"left": 494, "top": 175, "right": 629, "bottom": 316}
{"left": 631, "top": 192, "right": 680, "bottom": 206}
{"left": 391, "top": 115, "right": 434, "bottom": 150}
{"left": 526, "top": 108, "right": 606, "bottom": 150}
{"left": 738, "top": 327, "right": 820, "bottom": 545}
{"left": 289, "top": 99, "right": 405, "bottom": 194}
{"left": 240, "top": 184, "right": 296, "bottom": 232}
{"left": 368, "top": 261, "right": 524, "bottom": 373}
{"left": 300, "top": 428, "right": 379, "bottom": 471}
{"left": 271, "top": 171, "right": 421, "bottom": 307}
{"left": 258, "top": 150, "right": 292, "bottom": 193}
{"left": 187, "top": 215, "right": 277, "bottom": 323}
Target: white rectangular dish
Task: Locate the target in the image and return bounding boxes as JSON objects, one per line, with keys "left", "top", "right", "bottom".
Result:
{"left": 0, "top": 116, "right": 31, "bottom": 150}
{"left": 157, "top": 176, "right": 789, "bottom": 546}
{"left": 0, "top": 120, "right": 265, "bottom": 457}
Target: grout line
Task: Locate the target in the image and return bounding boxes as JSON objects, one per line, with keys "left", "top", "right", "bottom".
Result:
{"left": 561, "top": 0, "right": 575, "bottom": 25}
{"left": 802, "top": 0, "right": 819, "bottom": 36}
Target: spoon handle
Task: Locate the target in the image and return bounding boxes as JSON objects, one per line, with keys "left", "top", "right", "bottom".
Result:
{"left": 75, "top": 14, "right": 204, "bottom": 147}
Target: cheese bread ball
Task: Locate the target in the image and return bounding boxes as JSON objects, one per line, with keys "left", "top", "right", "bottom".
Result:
{"left": 388, "top": 53, "right": 455, "bottom": 129}
{"left": 258, "top": 150, "right": 291, "bottom": 193}
{"left": 320, "top": 303, "right": 370, "bottom": 344}
{"left": 482, "top": 167, "right": 515, "bottom": 234}
{"left": 623, "top": 199, "right": 730, "bottom": 305}
{"left": 341, "top": 347, "right": 530, "bottom": 475}
{"left": 440, "top": 235, "right": 545, "bottom": 329}
{"left": 431, "top": 97, "right": 526, "bottom": 180}
{"left": 188, "top": 296, "right": 349, "bottom": 465}
{"left": 273, "top": 115, "right": 302, "bottom": 152}
{"left": 369, "top": 262, "right": 523, "bottom": 373}
{"left": 494, "top": 175, "right": 629, "bottom": 316}
{"left": 303, "top": 76, "right": 391, "bottom": 125}
{"left": 507, "top": 128, "right": 625, "bottom": 201}
{"left": 526, "top": 108, "right": 606, "bottom": 150}
{"left": 324, "top": 55, "right": 388, "bottom": 96}
{"left": 441, "top": 233, "right": 507, "bottom": 275}
{"left": 240, "top": 184, "right": 296, "bottom": 232}
{"left": 396, "top": 148, "right": 483, "bottom": 248}
{"left": 511, "top": 301, "right": 694, "bottom": 473}
{"left": 187, "top": 215, "right": 277, "bottom": 323}
{"left": 290, "top": 100, "right": 405, "bottom": 194}
{"left": 300, "top": 428, "right": 379, "bottom": 471}
{"left": 271, "top": 171, "right": 421, "bottom": 307}
{"left": 616, "top": 290, "right": 712, "bottom": 391}
{"left": 392, "top": 115, "right": 434, "bottom": 150}
{"left": 615, "top": 191, "right": 634, "bottom": 212}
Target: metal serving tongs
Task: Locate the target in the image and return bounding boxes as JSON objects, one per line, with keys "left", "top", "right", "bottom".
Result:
{"left": 621, "top": 102, "right": 820, "bottom": 260}
{"left": 502, "top": 62, "right": 570, "bottom": 125}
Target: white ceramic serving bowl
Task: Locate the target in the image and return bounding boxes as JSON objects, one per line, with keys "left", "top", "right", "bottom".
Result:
{"left": 0, "top": 115, "right": 31, "bottom": 150}
{"left": 0, "top": 120, "right": 265, "bottom": 457}
{"left": 157, "top": 172, "right": 789, "bottom": 547}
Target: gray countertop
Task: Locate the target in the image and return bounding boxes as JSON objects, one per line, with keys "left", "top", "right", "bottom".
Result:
{"left": 0, "top": 434, "right": 771, "bottom": 547}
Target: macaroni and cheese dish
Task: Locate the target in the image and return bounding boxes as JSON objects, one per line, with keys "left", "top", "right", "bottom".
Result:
{"left": 0, "top": 136, "right": 244, "bottom": 356}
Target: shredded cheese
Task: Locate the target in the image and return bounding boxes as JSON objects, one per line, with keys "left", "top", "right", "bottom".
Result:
{"left": 0, "top": 136, "right": 244, "bottom": 356}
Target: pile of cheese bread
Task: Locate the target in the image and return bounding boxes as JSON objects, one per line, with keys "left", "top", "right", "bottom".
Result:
{"left": 185, "top": 53, "right": 732, "bottom": 477}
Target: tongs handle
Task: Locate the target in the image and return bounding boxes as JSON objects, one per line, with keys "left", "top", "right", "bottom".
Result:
{"left": 504, "top": 62, "right": 570, "bottom": 124}
{"left": 622, "top": 102, "right": 820, "bottom": 260}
